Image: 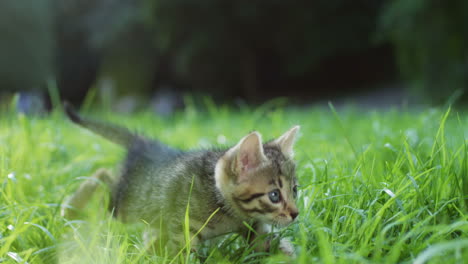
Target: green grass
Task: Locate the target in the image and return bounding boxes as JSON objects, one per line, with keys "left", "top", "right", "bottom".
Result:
{"left": 1, "top": 100, "right": 468, "bottom": 263}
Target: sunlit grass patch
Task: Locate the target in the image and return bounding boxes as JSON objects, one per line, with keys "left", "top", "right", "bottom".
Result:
{"left": 1, "top": 102, "right": 467, "bottom": 263}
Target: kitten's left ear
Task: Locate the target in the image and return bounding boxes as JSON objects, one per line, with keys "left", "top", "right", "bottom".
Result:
{"left": 272, "top": 125, "right": 300, "bottom": 158}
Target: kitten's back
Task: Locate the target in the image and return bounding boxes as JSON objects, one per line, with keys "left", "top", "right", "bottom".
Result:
{"left": 112, "top": 141, "right": 226, "bottom": 226}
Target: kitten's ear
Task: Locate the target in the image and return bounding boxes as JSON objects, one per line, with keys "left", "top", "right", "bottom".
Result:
{"left": 273, "top": 125, "right": 300, "bottom": 158}
{"left": 215, "top": 132, "right": 266, "bottom": 188}
{"left": 234, "top": 131, "right": 267, "bottom": 177}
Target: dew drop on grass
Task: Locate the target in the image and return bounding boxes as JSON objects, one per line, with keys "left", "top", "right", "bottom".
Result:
{"left": 7, "top": 224, "right": 14, "bottom": 230}
{"left": 384, "top": 143, "right": 396, "bottom": 152}
{"left": 383, "top": 188, "right": 396, "bottom": 198}
{"left": 7, "top": 172, "right": 16, "bottom": 182}
{"left": 217, "top": 134, "right": 227, "bottom": 144}
{"left": 382, "top": 188, "right": 405, "bottom": 211}
{"left": 380, "top": 182, "right": 389, "bottom": 187}
{"left": 7, "top": 252, "right": 27, "bottom": 264}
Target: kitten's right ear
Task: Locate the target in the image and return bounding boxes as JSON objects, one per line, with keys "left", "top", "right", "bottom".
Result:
{"left": 272, "top": 125, "right": 300, "bottom": 158}
{"left": 230, "top": 132, "right": 267, "bottom": 181}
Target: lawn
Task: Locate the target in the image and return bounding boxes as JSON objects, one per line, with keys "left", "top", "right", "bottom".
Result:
{"left": 1, "top": 99, "right": 467, "bottom": 263}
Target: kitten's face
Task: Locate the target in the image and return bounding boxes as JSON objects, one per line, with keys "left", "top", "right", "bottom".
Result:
{"left": 215, "top": 126, "right": 300, "bottom": 226}
{"left": 232, "top": 147, "right": 298, "bottom": 226}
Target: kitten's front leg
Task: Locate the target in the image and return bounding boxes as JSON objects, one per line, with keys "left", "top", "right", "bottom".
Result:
{"left": 278, "top": 237, "right": 296, "bottom": 257}
{"left": 247, "top": 223, "right": 296, "bottom": 257}
{"left": 247, "top": 223, "right": 272, "bottom": 252}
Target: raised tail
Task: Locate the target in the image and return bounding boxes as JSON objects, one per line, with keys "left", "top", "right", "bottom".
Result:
{"left": 64, "top": 102, "right": 138, "bottom": 148}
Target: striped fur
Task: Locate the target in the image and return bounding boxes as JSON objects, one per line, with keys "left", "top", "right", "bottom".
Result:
{"left": 61, "top": 106, "right": 300, "bottom": 256}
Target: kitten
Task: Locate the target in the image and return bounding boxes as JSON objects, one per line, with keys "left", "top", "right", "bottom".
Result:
{"left": 61, "top": 103, "right": 300, "bottom": 257}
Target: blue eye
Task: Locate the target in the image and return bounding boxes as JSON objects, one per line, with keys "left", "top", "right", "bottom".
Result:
{"left": 268, "top": 189, "right": 281, "bottom": 203}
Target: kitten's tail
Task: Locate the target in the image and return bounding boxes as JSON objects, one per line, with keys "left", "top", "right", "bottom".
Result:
{"left": 64, "top": 102, "right": 138, "bottom": 148}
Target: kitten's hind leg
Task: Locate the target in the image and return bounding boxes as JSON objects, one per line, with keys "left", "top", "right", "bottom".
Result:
{"left": 61, "top": 168, "right": 114, "bottom": 219}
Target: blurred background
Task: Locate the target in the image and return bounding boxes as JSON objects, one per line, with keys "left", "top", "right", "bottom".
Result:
{"left": 1, "top": 0, "right": 467, "bottom": 115}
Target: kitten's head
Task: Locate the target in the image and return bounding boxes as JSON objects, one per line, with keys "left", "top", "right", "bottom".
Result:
{"left": 215, "top": 126, "right": 300, "bottom": 226}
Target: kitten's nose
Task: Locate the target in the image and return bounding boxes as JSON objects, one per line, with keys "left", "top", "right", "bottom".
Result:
{"left": 290, "top": 211, "right": 299, "bottom": 220}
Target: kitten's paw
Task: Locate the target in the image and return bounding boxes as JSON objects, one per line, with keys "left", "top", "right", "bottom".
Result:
{"left": 279, "top": 238, "right": 296, "bottom": 258}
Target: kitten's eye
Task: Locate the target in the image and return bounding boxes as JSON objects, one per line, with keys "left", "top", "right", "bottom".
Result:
{"left": 268, "top": 189, "right": 281, "bottom": 203}
{"left": 293, "top": 185, "right": 298, "bottom": 198}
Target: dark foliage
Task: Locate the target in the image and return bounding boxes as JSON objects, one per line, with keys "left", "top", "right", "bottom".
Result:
{"left": 143, "top": 0, "right": 391, "bottom": 102}
{"left": 380, "top": 0, "right": 468, "bottom": 104}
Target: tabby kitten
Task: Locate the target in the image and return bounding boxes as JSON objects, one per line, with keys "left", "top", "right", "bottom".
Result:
{"left": 61, "top": 103, "right": 300, "bottom": 256}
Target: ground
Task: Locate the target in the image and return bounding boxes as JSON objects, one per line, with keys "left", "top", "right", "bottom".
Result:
{"left": 1, "top": 100, "right": 467, "bottom": 263}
